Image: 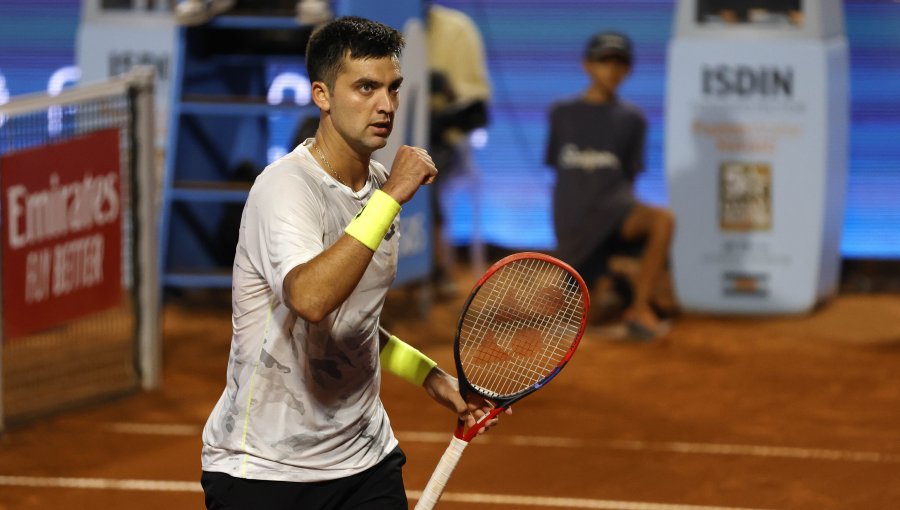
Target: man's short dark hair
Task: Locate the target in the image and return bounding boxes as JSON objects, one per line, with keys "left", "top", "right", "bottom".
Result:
{"left": 306, "top": 16, "right": 405, "bottom": 90}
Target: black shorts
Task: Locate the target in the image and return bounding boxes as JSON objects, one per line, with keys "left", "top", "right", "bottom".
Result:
{"left": 201, "top": 446, "right": 408, "bottom": 510}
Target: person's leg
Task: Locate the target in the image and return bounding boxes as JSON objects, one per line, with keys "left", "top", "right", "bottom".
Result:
{"left": 430, "top": 180, "right": 459, "bottom": 299}
{"left": 617, "top": 203, "right": 675, "bottom": 333}
{"left": 573, "top": 248, "right": 614, "bottom": 325}
{"left": 201, "top": 447, "right": 407, "bottom": 510}
{"left": 201, "top": 471, "right": 314, "bottom": 510}
{"left": 201, "top": 471, "right": 232, "bottom": 510}
{"left": 341, "top": 446, "right": 408, "bottom": 509}
{"left": 429, "top": 142, "right": 466, "bottom": 299}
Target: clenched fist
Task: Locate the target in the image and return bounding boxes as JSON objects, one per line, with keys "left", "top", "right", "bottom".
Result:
{"left": 381, "top": 145, "right": 437, "bottom": 205}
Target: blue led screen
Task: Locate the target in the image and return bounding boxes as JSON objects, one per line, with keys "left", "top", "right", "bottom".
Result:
{"left": 1, "top": 0, "right": 898, "bottom": 258}
{"left": 0, "top": 1, "right": 81, "bottom": 98}
{"left": 439, "top": 0, "right": 900, "bottom": 259}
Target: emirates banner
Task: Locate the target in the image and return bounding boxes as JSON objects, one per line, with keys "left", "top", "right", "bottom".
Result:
{"left": 2, "top": 128, "right": 123, "bottom": 337}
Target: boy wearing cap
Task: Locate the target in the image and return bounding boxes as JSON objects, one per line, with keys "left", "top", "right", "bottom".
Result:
{"left": 544, "top": 31, "right": 675, "bottom": 339}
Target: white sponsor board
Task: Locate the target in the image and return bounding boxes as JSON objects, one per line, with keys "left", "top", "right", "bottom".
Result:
{"left": 665, "top": 37, "right": 848, "bottom": 314}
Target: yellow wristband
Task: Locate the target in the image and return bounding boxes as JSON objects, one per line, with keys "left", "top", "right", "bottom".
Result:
{"left": 345, "top": 189, "right": 401, "bottom": 251}
{"left": 380, "top": 334, "right": 437, "bottom": 386}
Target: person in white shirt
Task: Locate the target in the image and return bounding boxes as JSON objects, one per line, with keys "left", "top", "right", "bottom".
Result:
{"left": 200, "top": 16, "right": 505, "bottom": 510}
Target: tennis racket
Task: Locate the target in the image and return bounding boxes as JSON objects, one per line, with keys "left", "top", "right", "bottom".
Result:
{"left": 414, "top": 252, "right": 590, "bottom": 510}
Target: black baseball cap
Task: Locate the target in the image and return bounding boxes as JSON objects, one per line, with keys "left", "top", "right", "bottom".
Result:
{"left": 584, "top": 31, "right": 633, "bottom": 64}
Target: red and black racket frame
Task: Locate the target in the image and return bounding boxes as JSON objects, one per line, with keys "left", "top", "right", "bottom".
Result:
{"left": 451, "top": 252, "right": 591, "bottom": 442}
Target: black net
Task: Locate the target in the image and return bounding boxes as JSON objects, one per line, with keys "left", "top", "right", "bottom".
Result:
{"left": 0, "top": 90, "right": 141, "bottom": 425}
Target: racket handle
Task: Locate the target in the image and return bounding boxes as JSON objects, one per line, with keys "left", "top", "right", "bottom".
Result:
{"left": 414, "top": 436, "right": 469, "bottom": 510}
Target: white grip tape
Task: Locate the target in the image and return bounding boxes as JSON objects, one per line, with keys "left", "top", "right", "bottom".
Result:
{"left": 414, "top": 436, "right": 469, "bottom": 510}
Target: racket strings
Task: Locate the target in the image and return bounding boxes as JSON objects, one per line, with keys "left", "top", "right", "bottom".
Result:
{"left": 463, "top": 263, "right": 578, "bottom": 394}
{"left": 459, "top": 258, "right": 585, "bottom": 398}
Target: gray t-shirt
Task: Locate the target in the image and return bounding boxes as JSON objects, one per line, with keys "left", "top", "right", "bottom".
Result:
{"left": 201, "top": 140, "right": 399, "bottom": 482}
{"left": 545, "top": 97, "right": 647, "bottom": 268}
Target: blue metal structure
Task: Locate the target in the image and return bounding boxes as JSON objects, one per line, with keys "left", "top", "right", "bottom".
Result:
{"left": 159, "top": 4, "right": 431, "bottom": 290}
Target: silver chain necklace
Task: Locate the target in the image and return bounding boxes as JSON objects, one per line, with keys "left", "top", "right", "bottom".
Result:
{"left": 312, "top": 142, "right": 347, "bottom": 187}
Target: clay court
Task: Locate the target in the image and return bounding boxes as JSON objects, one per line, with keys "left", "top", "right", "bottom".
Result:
{"left": 1, "top": 263, "right": 899, "bottom": 510}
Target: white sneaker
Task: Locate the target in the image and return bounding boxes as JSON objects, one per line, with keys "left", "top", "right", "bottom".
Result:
{"left": 175, "top": 0, "right": 207, "bottom": 25}
{"left": 175, "top": 0, "right": 235, "bottom": 26}
{"left": 209, "top": 0, "right": 236, "bottom": 16}
{"left": 296, "top": 0, "right": 333, "bottom": 26}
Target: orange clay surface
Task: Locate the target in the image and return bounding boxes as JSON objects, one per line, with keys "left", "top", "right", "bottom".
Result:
{"left": 2, "top": 265, "right": 900, "bottom": 510}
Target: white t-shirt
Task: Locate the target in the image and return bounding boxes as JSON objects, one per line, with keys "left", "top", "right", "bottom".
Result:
{"left": 201, "top": 139, "right": 400, "bottom": 482}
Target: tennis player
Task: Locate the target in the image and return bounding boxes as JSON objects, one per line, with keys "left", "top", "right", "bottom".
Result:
{"left": 200, "top": 16, "right": 504, "bottom": 509}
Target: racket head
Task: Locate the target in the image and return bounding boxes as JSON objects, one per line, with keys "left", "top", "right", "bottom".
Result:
{"left": 453, "top": 252, "right": 590, "bottom": 407}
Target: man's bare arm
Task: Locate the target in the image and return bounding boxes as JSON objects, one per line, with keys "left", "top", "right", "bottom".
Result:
{"left": 283, "top": 145, "right": 437, "bottom": 323}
